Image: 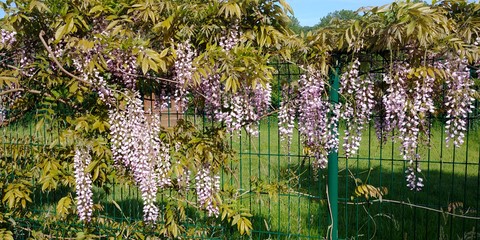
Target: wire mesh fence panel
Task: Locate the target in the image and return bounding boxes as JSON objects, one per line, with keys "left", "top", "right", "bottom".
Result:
{"left": 1, "top": 61, "right": 479, "bottom": 239}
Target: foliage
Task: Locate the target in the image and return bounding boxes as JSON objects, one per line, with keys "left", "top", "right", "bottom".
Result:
{"left": 314, "top": 10, "right": 360, "bottom": 29}
{"left": 1, "top": 0, "right": 480, "bottom": 238}
{"left": 0, "top": 0, "right": 296, "bottom": 238}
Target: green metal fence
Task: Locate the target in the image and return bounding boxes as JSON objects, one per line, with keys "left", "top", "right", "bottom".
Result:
{"left": 1, "top": 61, "right": 480, "bottom": 239}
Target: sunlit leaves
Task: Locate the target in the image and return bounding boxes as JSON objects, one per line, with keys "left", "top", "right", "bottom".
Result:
{"left": 137, "top": 48, "right": 169, "bottom": 74}
{"left": 2, "top": 179, "right": 32, "bottom": 209}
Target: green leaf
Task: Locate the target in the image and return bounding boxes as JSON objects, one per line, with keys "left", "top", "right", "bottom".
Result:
{"left": 142, "top": 58, "right": 149, "bottom": 74}
{"left": 35, "top": 118, "right": 45, "bottom": 132}
{"left": 55, "top": 24, "right": 66, "bottom": 40}
{"left": 69, "top": 81, "right": 78, "bottom": 93}
{"left": 89, "top": 5, "right": 105, "bottom": 14}
{"left": 56, "top": 196, "right": 72, "bottom": 218}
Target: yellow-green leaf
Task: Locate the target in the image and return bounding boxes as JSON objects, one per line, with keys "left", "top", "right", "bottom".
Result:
{"left": 55, "top": 24, "right": 66, "bottom": 40}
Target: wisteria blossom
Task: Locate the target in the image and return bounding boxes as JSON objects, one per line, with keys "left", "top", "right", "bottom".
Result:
{"left": 296, "top": 66, "right": 338, "bottom": 169}
{"left": 219, "top": 25, "right": 241, "bottom": 52}
{"left": 174, "top": 40, "right": 196, "bottom": 111}
{"left": 278, "top": 88, "right": 296, "bottom": 144}
{"left": 0, "top": 29, "right": 16, "bottom": 47}
{"left": 195, "top": 166, "right": 220, "bottom": 217}
{"left": 106, "top": 49, "right": 137, "bottom": 89}
{"left": 340, "top": 59, "right": 375, "bottom": 158}
{"left": 74, "top": 147, "right": 93, "bottom": 222}
{"left": 405, "top": 155, "right": 424, "bottom": 191}
{"left": 442, "top": 58, "right": 475, "bottom": 147}
{"left": 108, "top": 92, "right": 164, "bottom": 223}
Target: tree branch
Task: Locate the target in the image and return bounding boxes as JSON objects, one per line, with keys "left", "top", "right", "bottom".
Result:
{"left": 342, "top": 199, "right": 480, "bottom": 220}
{"left": 0, "top": 88, "right": 41, "bottom": 96}
{"left": 39, "top": 31, "right": 91, "bottom": 85}
{"left": 125, "top": 72, "right": 177, "bottom": 84}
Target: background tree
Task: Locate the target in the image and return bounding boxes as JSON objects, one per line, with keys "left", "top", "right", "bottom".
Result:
{"left": 314, "top": 9, "right": 360, "bottom": 28}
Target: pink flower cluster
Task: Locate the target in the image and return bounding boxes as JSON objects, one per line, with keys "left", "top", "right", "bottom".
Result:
{"left": 71, "top": 44, "right": 113, "bottom": 104}
{"left": 297, "top": 67, "right": 337, "bottom": 168}
{"left": 200, "top": 75, "right": 272, "bottom": 136}
{"left": 109, "top": 92, "right": 174, "bottom": 223}
{"left": 405, "top": 155, "right": 424, "bottom": 191}
{"left": 278, "top": 88, "right": 296, "bottom": 145}
{"left": 74, "top": 147, "right": 93, "bottom": 222}
{"left": 106, "top": 49, "right": 137, "bottom": 89}
{"left": 219, "top": 25, "right": 241, "bottom": 52}
{"left": 443, "top": 59, "right": 475, "bottom": 147}
{"left": 228, "top": 83, "right": 271, "bottom": 135}
{"left": 0, "top": 29, "right": 16, "bottom": 47}
{"left": 174, "top": 41, "right": 196, "bottom": 111}
{"left": 340, "top": 59, "right": 375, "bottom": 158}
{"left": 195, "top": 166, "right": 220, "bottom": 217}
{"left": 200, "top": 73, "right": 222, "bottom": 116}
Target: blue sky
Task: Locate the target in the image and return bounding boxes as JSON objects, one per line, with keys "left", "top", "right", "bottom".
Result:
{"left": 289, "top": 0, "right": 395, "bottom": 26}
{"left": 0, "top": 1, "right": 395, "bottom": 26}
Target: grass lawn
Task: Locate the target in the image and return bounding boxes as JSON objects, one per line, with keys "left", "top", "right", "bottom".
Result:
{"left": 225, "top": 117, "right": 480, "bottom": 239}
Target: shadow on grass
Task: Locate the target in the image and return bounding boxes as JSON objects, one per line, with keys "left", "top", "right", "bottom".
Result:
{"left": 271, "top": 158, "right": 480, "bottom": 240}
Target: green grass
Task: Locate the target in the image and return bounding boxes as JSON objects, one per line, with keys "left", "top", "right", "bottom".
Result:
{"left": 2, "top": 113, "right": 480, "bottom": 239}
{"left": 224, "top": 117, "right": 480, "bottom": 239}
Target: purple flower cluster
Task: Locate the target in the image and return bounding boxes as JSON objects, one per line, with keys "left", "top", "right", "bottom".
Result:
{"left": 400, "top": 74, "right": 435, "bottom": 161}
{"left": 219, "top": 25, "right": 241, "bottom": 52}
{"left": 74, "top": 147, "right": 93, "bottom": 222}
{"left": 295, "top": 66, "right": 337, "bottom": 169}
{"left": 195, "top": 166, "right": 220, "bottom": 217}
{"left": 405, "top": 155, "right": 424, "bottom": 191}
{"left": 0, "top": 29, "right": 16, "bottom": 47}
{"left": 340, "top": 59, "right": 374, "bottom": 158}
{"left": 278, "top": 89, "right": 296, "bottom": 145}
{"left": 72, "top": 45, "right": 113, "bottom": 104}
{"left": 380, "top": 62, "right": 439, "bottom": 190}
{"left": 109, "top": 92, "right": 168, "bottom": 223}
{"left": 174, "top": 41, "right": 196, "bottom": 111}
{"left": 200, "top": 73, "right": 222, "bottom": 116}
{"left": 382, "top": 63, "right": 409, "bottom": 140}
{"left": 177, "top": 167, "right": 191, "bottom": 195}
{"left": 443, "top": 59, "right": 475, "bottom": 147}
{"left": 106, "top": 49, "right": 137, "bottom": 89}
{"left": 151, "top": 116, "right": 172, "bottom": 189}
{"left": 205, "top": 82, "right": 271, "bottom": 136}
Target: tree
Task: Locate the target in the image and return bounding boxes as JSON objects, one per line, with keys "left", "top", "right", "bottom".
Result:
{"left": 314, "top": 9, "right": 360, "bottom": 28}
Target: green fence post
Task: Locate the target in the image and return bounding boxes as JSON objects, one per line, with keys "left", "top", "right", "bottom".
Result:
{"left": 328, "top": 60, "right": 340, "bottom": 240}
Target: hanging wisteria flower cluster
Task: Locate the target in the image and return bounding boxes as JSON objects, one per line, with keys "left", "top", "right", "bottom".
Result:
{"left": 174, "top": 40, "right": 196, "bottom": 111}
{"left": 108, "top": 92, "right": 168, "bottom": 222}
{"left": 74, "top": 147, "right": 93, "bottom": 222}
{"left": 106, "top": 49, "right": 138, "bottom": 89}
{"left": 0, "top": 29, "right": 16, "bottom": 48}
{"left": 381, "top": 62, "right": 429, "bottom": 190}
{"left": 275, "top": 56, "right": 477, "bottom": 191}
{"left": 195, "top": 166, "right": 221, "bottom": 217}
{"left": 211, "top": 82, "right": 271, "bottom": 136}
{"left": 340, "top": 59, "right": 375, "bottom": 158}
{"left": 442, "top": 58, "right": 476, "bottom": 147}
{"left": 219, "top": 25, "right": 241, "bottom": 52}
{"left": 106, "top": 91, "right": 226, "bottom": 222}
{"left": 278, "top": 66, "right": 339, "bottom": 169}
{"left": 71, "top": 42, "right": 114, "bottom": 104}
{"left": 297, "top": 67, "right": 335, "bottom": 169}
{"left": 195, "top": 25, "right": 272, "bottom": 136}
{"left": 200, "top": 73, "right": 222, "bottom": 116}
{"left": 278, "top": 88, "right": 296, "bottom": 145}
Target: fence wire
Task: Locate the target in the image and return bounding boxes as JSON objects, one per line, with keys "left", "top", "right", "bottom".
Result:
{"left": 1, "top": 62, "right": 479, "bottom": 239}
